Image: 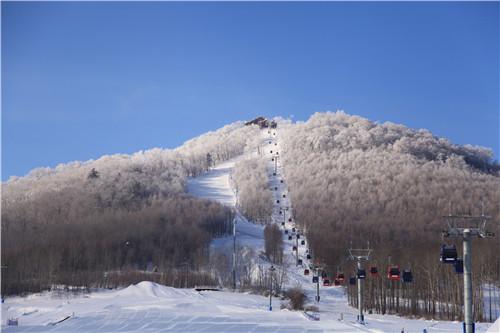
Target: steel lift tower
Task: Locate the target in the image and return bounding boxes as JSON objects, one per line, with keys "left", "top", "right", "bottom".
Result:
{"left": 348, "top": 245, "right": 372, "bottom": 324}
{"left": 442, "top": 209, "right": 495, "bottom": 333}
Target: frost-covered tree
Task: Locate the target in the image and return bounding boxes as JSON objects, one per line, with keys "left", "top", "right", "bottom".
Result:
{"left": 232, "top": 157, "right": 273, "bottom": 223}
{"left": 278, "top": 111, "right": 500, "bottom": 320}
{"left": 264, "top": 224, "right": 283, "bottom": 264}
{"left": 1, "top": 121, "right": 259, "bottom": 295}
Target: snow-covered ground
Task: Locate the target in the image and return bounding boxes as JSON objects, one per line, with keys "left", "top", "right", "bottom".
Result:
{"left": 1, "top": 282, "right": 336, "bottom": 332}
{"left": 187, "top": 153, "right": 265, "bottom": 263}
{"left": 2, "top": 127, "right": 497, "bottom": 332}
{"left": 186, "top": 157, "right": 242, "bottom": 207}
{"left": 2, "top": 281, "right": 498, "bottom": 333}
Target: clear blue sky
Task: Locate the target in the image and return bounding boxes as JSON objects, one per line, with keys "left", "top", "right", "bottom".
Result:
{"left": 2, "top": 2, "right": 499, "bottom": 179}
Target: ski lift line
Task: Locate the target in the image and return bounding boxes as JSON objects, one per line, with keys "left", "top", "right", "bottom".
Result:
{"left": 262, "top": 128, "right": 317, "bottom": 293}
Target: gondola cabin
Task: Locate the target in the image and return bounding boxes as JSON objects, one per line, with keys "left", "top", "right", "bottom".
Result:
{"left": 387, "top": 265, "right": 401, "bottom": 281}
{"left": 323, "top": 279, "right": 331, "bottom": 287}
{"left": 455, "top": 258, "right": 464, "bottom": 274}
{"left": 304, "top": 269, "right": 310, "bottom": 276}
{"left": 292, "top": 246, "right": 297, "bottom": 251}
{"left": 370, "top": 266, "right": 378, "bottom": 276}
{"left": 440, "top": 244, "right": 458, "bottom": 264}
{"left": 336, "top": 273, "right": 345, "bottom": 283}
{"left": 357, "top": 268, "right": 366, "bottom": 279}
{"left": 402, "top": 269, "right": 413, "bottom": 283}
{"left": 301, "top": 240, "right": 305, "bottom": 245}
{"left": 349, "top": 277, "right": 356, "bottom": 285}
{"left": 312, "top": 276, "right": 319, "bottom": 283}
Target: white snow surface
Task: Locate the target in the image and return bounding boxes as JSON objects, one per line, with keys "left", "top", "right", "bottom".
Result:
{"left": 2, "top": 127, "right": 496, "bottom": 332}
{"left": 186, "top": 157, "right": 242, "bottom": 207}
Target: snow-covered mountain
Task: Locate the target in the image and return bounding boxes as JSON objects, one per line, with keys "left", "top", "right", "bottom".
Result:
{"left": 2, "top": 112, "right": 499, "bottom": 332}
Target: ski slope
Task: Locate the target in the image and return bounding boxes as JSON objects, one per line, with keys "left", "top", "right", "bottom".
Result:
{"left": 187, "top": 153, "right": 266, "bottom": 257}
{"left": 186, "top": 157, "right": 241, "bottom": 207}
{"left": 2, "top": 127, "right": 497, "bottom": 332}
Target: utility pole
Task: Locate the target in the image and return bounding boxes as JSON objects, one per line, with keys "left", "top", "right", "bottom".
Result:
{"left": 348, "top": 245, "right": 372, "bottom": 324}
{"left": 232, "top": 215, "right": 237, "bottom": 291}
{"left": 1, "top": 265, "right": 7, "bottom": 303}
{"left": 314, "top": 266, "right": 321, "bottom": 302}
{"left": 269, "top": 265, "right": 276, "bottom": 311}
{"left": 235, "top": 187, "right": 239, "bottom": 208}
{"left": 463, "top": 229, "right": 472, "bottom": 332}
{"left": 281, "top": 206, "right": 289, "bottom": 229}
{"left": 442, "top": 210, "right": 495, "bottom": 333}
{"left": 296, "top": 233, "right": 300, "bottom": 266}
{"left": 282, "top": 206, "right": 286, "bottom": 227}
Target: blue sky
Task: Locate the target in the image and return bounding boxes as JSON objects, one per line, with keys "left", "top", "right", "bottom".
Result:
{"left": 2, "top": 2, "right": 499, "bottom": 179}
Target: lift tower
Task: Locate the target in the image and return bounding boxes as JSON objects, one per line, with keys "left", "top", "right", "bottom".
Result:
{"left": 442, "top": 210, "right": 495, "bottom": 333}
{"left": 348, "top": 246, "right": 372, "bottom": 324}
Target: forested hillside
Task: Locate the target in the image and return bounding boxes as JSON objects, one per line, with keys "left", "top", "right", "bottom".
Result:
{"left": 3, "top": 111, "right": 499, "bottom": 323}
{"left": 232, "top": 157, "right": 273, "bottom": 223}
{"left": 280, "top": 112, "right": 499, "bottom": 243}
{"left": 3, "top": 122, "right": 260, "bottom": 206}
{"left": 279, "top": 112, "right": 500, "bottom": 320}
{"left": 1, "top": 122, "right": 260, "bottom": 295}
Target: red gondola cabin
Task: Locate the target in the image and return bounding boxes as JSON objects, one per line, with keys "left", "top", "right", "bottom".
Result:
{"left": 387, "top": 265, "right": 401, "bottom": 280}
